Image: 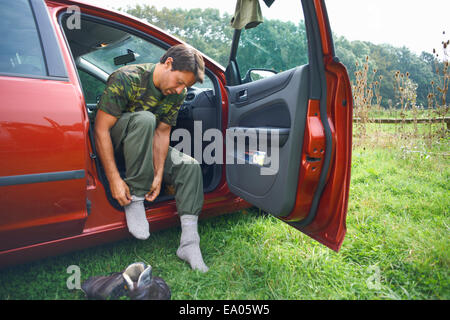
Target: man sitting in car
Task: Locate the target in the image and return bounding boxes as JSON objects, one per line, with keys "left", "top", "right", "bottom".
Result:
{"left": 94, "top": 44, "right": 209, "bottom": 272}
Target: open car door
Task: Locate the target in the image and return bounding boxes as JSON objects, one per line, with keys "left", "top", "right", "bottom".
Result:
{"left": 225, "top": 0, "right": 352, "bottom": 251}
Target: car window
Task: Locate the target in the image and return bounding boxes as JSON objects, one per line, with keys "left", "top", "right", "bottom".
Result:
{"left": 235, "top": 1, "right": 308, "bottom": 82}
{"left": 0, "top": 0, "right": 47, "bottom": 77}
{"left": 78, "top": 69, "right": 106, "bottom": 104}
{"left": 63, "top": 16, "right": 214, "bottom": 91}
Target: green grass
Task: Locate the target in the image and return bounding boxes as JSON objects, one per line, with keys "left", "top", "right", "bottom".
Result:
{"left": 0, "top": 127, "right": 448, "bottom": 300}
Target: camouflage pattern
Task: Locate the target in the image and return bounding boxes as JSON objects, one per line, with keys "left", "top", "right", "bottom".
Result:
{"left": 110, "top": 111, "right": 204, "bottom": 215}
{"left": 98, "top": 63, "right": 186, "bottom": 126}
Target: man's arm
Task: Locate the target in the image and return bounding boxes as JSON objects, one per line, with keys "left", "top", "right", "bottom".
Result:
{"left": 94, "top": 109, "right": 132, "bottom": 206}
{"left": 145, "top": 121, "right": 171, "bottom": 202}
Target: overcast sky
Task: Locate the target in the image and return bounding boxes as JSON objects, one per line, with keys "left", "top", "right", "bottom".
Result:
{"left": 85, "top": 0, "right": 449, "bottom": 56}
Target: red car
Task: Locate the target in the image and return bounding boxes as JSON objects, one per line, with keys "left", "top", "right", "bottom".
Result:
{"left": 0, "top": 0, "right": 353, "bottom": 268}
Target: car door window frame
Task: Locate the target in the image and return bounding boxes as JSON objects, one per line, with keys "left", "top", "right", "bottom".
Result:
{"left": 57, "top": 11, "right": 175, "bottom": 211}
{"left": 57, "top": 9, "right": 224, "bottom": 209}
{"left": 226, "top": 1, "right": 309, "bottom": 87}
{"left": 30, "top": 0, "right": 68, "bottom": 79}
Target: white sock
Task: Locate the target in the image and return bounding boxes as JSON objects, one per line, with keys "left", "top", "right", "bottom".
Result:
{"left": 176, "top": 215, "right": 209, "bottom": 272}
{"left": 124, "top": 195, "right": 150, "bottom": 240}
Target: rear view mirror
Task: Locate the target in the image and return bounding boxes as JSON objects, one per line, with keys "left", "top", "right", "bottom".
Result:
{"left": 114, "top": 49, "right": 137, "bottom": 66}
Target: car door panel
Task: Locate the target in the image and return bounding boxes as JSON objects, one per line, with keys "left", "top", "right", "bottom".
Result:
{"left": 0, "top": 77, "right": 89, "bottom": 252}
{"left": 225, "top": 0, "right": 352, "bottom": 252}
{"left": 0, "top": 0, "right": 88, "bottom": 252}
{"left": 226, "top": 66, "right": 310, "bottom": 214}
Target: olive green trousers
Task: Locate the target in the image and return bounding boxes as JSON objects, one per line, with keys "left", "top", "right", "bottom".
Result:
{"left": 110, "top": 111, "right": 203, "bottom": 216}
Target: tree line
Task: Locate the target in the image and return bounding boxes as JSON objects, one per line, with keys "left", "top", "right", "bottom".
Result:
{"left": 124, "top": 5, "right": 447, "bottom": 109}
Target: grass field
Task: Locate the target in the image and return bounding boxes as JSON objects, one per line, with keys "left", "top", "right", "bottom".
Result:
{"left": 0, "top": 123, "right": 448, "bottom": 300}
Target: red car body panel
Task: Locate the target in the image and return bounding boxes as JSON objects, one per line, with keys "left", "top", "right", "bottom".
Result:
{"left": 0, "top": 75, "right": 89, "bottom": 252}
{"left": 0, "top": 0, "right": 252, "bottom": 268}
{"left": 0, "top": 0, "right": 352, "bottom": 268}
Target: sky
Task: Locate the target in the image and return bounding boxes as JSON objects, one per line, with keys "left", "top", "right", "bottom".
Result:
{"left": 85, "top": 0, "right": 449, "bottom": 56}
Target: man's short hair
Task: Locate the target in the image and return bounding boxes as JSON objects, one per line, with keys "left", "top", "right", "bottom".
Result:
{"left": 160, "top": 44, "right": 205, "bottom": 84}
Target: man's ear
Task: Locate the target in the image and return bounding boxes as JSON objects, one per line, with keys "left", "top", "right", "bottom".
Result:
{"left": 164, "top": 57, "right": 173, "bottom": 69}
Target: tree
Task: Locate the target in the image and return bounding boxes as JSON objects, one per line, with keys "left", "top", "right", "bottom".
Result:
{"left": 125, "top": 5, "right": 233, "bottom": 67}
{"left": 121, "top": 5, "right": 445, "bottom": 109}
{"left": 237, "top": 19, "right": 307, "bottom": 75}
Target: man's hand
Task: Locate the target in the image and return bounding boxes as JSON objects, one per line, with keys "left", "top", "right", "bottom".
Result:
{"left": 111, "top": 177, "right": 132, "bottom": 206}
{"left": 145, "top": 176, "right": 162, "bottom": 202}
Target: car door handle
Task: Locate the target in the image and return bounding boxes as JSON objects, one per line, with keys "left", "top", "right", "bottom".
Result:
{"left": 237, "top": 89, "right": 248, "bottom": 102}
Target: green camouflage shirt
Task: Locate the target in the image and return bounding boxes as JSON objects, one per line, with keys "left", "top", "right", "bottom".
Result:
{"left": 97, "top": 63, "right": 186, "bottom": 126}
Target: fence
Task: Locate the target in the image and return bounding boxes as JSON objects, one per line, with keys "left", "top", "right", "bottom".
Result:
{"left": 353, "top": 117, "right": 450, "bottom": 129}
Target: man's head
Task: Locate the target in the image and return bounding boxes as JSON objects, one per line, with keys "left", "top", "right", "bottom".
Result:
{"left": 156, "top": 44, "right": 205, "bottom": 96}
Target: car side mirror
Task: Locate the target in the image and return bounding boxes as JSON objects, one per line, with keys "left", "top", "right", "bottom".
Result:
{"left": 243, "top": 68, "right": 277, "bottom": 83}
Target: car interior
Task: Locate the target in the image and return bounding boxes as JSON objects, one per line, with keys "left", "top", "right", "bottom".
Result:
{"left": 60, "top": 14, "right": 223, "bottom": 209}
